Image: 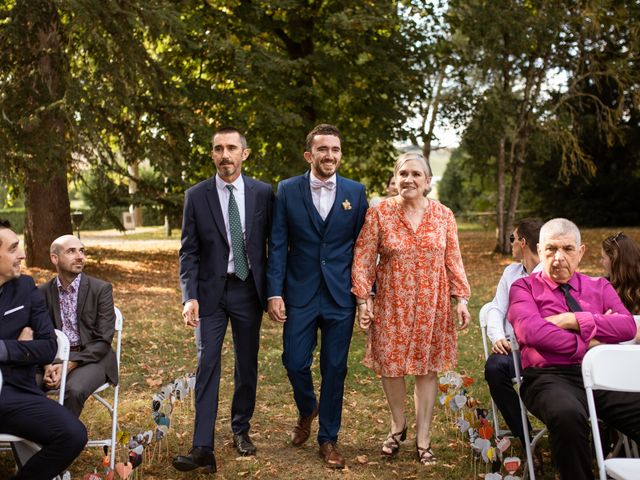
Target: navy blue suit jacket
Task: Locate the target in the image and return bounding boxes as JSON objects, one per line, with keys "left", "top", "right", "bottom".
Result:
{"left": 267, "top": 171, "right": 368, "bottom": 308}
{"left": 0, "top": 275, "right": 57, "bottom": 397}
{"left": 179, "top": 174, "right": 274, "bottom": 316}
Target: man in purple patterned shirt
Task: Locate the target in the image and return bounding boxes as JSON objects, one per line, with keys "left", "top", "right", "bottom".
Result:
{"left": 508, "top": 218, "right": 640, "bottom": 480}
{"left": 39, "top": 235, "right": 118, "bottom": 417}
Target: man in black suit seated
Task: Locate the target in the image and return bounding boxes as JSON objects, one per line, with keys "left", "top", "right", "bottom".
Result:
{"left": 0, "top": 220, "right": 87, "bottom": 480}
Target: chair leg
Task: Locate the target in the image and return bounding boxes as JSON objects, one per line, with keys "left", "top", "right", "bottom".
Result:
{"left": 109, "top": 385, "right": 119, "bottom": 470}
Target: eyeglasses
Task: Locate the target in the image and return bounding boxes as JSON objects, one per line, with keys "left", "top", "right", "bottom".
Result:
{"left": 509, "top": 234, "right": 522, "bottom": 244}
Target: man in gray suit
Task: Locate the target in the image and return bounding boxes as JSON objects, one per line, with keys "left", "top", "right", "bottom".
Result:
{"left": 39, "top": 234, "right": 117, "bottom": 417}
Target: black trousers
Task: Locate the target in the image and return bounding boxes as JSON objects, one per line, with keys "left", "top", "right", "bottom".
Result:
{"left": 0, "top": 385, "right": 87, "bottom": 479}
{"left": 522, "top": 365, "right": 640, "bottom": 480}
{"left": 484, "top": 352, "right": 530, "bottom": 442}
{"left": 192, "top": 273, "right": 262, "bottom": 449}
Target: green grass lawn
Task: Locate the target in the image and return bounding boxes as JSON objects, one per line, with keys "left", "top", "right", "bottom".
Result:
{"left": 2, "top": 226, "right": 637, "bottom": 479}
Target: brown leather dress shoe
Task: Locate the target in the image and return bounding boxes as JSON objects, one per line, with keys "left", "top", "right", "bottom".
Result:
{"left": 319, "top": 441, "right": 346, "bottom": 469}
{"left": 291, "top": 406, "right": 318, "bottom": 446}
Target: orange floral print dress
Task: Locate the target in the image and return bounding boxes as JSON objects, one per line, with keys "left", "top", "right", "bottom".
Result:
{"left": 351, "top": 198, "right": 471, "bottom": 377}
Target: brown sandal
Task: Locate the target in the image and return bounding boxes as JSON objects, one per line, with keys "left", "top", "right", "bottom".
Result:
{"left": 381, "top": 420, "right": 407, "bottom": 457}
{"left": 416, "top": 443, "right": 437, "bottom": 465}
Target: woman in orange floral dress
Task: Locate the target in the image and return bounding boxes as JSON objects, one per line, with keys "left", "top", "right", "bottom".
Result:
{"left": 351, "top": 152, "right": 471, "bottom": 466}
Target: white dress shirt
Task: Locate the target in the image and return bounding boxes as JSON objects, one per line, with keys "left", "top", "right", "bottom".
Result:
{"left": 486, "top": 262, "right": 543, "bottom": 344}
{"left": 215, "top": 174, "right": 247, "bottom": 274}
{"left": 309, "top": 172, "right": 336, "bottom": 221}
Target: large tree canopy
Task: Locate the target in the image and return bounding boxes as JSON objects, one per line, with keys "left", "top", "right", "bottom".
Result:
{"left": 442, "top": 0, "right": 640, "bottom": 251}
{"left": 0, "top": 0, "right": 424, "bottom": 266}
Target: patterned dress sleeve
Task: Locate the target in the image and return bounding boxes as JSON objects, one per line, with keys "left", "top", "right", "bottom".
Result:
{"left": 444, "top": 208, "right": 471, "bottom": 299}
{"left": 351, "top": 207, "right": 380, "bottom": 299}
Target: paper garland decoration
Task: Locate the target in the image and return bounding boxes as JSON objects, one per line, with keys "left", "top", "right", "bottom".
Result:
{"left": 438, "top": 371, "right": 522, "bottom": 479}
{"left": 82, "top": 373, "right": 196, "bottom": 479}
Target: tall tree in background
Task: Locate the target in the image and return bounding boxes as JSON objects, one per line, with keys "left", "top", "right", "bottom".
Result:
{"left": 0, "top": 1, "right": 192, "bottom": 267}
{"left": 447, "top": 0, "right": 638, "bottom": 253}
{"left": 1, "top": 1, "right": 422, "bottom": 266}
{"left": 0, "top": 0, "right": 72, "bottom": 267}
{"left": 170, "top": 0, "right": 420, "bottom": 184}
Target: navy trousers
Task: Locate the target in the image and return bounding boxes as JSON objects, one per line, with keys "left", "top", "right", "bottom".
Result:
{"left": 192, "top": 274, "right": 262, "bottom": 449}
{"left": 484, "top": 352, "right": 529, "bottom": 442}
{"left": 0, "top": 386, "right": 87, "bottom": 479}
{"left": 522, "top": 366, "right": 640, "bottom": 480}
{"left": 282, "top": 282, "right": 355, "bottom": 445}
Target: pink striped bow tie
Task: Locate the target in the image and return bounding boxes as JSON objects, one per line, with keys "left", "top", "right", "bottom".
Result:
{"left": 310, "top": 179, "right": 336, "bottom": 190}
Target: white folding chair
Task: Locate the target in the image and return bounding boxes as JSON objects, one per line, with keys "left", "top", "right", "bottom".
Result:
{"left": 479, "top": 303, "right": 512, "bottom": 438}
{"left": 86, "top": 306, "right": 123, "bottom": 470}
{"left": 0, "top": 329, "right": 70, "bottom": 469}
{"left": 510, "top": 335, "right": 547, "bottom": 480}
{"left": 582, "top": 345, "right": 640, "bottom": 480}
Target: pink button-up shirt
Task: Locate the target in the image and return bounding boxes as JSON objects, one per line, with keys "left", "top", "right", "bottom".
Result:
{"left": 508, "top": 271, "right": 636, "bottom": 369}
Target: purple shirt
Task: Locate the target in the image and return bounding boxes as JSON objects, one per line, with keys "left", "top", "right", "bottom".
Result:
{"left": 508, "top": 271, "right": 636, "bottom": 369}
{"left": 57, "top": 274, "right": 81, "bottom": 347}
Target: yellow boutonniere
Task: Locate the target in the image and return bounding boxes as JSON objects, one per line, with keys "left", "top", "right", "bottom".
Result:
{"left": 342, "top": 199, "right": 352, "bottom": 210}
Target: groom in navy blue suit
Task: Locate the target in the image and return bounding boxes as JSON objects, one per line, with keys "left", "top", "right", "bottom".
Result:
{"left": 267, "top": 124, "right": 367, "bottom": 469}
{"left": 174, "top": 128, "right": 274, "bottom": 473}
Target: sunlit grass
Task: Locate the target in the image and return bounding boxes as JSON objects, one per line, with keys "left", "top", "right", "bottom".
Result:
{"left": 2, "top": 227, "right": 637, "bottom": 479}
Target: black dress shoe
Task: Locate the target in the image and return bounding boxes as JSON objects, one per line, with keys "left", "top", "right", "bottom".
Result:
{"left": 233, "top": 432, "right": 257, "bottom": 456}
{"left": 172, "top": 446, "right": 216, "bottom": 473}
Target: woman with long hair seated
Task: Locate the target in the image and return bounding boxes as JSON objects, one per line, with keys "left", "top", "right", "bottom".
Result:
{"left": 601, "top": 232, "right": 640, "bottom": 342}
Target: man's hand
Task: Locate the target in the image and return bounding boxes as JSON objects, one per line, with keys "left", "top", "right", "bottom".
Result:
{"left": 492, "top": 338, "right": 512, "bottom": 355}
{"left": 456, "top": 302, "right": 471, "bottom": 330}
{"left": 588, "top": 338, "right": 602, "bottom": 349}
{"left": 17, "top": 326, "right": 33, "bottom": 341}
{"left": 43, "top": 361, "right": 78, "bottom": 390}
{"left": 545, "top": 312, "right": 579, "bottom": 331}
{"left": 43, "top": 364, "right": 62, "bottom": 389}
{"left": 182, "top": 300, "right": 199, "bottom": 328}
{"left": 267, "top": 298, "right": 287, "bottom": 323}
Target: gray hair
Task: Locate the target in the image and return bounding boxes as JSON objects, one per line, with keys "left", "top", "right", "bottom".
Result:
{"left": 539, "top": 218, "right": 581, "bottom": 246}
{"left": 393, "top": 152, "right": 432, "bottom": 177}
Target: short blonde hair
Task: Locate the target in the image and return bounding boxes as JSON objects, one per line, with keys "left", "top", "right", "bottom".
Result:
{"left": 393, "top": 152, "right": 432, "bottom": 177}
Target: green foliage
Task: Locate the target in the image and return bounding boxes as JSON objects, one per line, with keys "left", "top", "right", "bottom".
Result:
{"left": 441, "top": 0, "right": 640, "bottom": 245}
{"left": 438, "top": 147, "right": 494, "bottom": 214}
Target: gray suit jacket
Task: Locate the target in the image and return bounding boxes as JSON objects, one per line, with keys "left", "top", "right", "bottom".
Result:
{"left": 39, "top": 274, "right": 118, "bottom": 385}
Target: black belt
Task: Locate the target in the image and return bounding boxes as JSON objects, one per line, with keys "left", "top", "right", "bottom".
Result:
{"left": 226, "top": 272, "right": 251, "bottom": 280}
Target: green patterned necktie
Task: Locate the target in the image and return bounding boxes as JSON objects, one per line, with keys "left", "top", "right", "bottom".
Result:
{"left": 226, "top": 184, "right": 249, "bottom": 280}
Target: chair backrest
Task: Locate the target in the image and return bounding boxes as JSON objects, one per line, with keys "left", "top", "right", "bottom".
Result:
{"left": 582, "top": 344, "right": 640, "bottom": 393}
{"left": 582, "top": 344, "right": 640, "bottom": 480}
{"left": 478, "top": 303, "right": 492, "bottom": 361}
{"left": 113, "top": 307, "right": 123, "bottom": 370}
{"left": 54, "top": 329, "right": 70, "bottom": 406}
{"left": 0, "top": 368, "right": 3, "bottom": 396}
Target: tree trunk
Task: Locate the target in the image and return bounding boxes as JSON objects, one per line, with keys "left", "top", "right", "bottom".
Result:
{"left": 128, "top": 163, "right": 143, "bottom": 227}
{"left": 505, "top": 137, "right": 528, "bottom": 244}
{"left": 12, "top": 0, "right": 73, "bottom": 267}
{"left": 494, "top": 135, "right": 508, "bottom": 253}
{"left": 24, "top": 170, "right": 72, "bottom": 268}
{"left": 423, "top": 70, "right": 445, "bottom": 161}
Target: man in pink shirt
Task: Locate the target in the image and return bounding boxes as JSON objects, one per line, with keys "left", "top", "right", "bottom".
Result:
{"left": 508, "top": 218, "right": 639, "bottom": 480}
